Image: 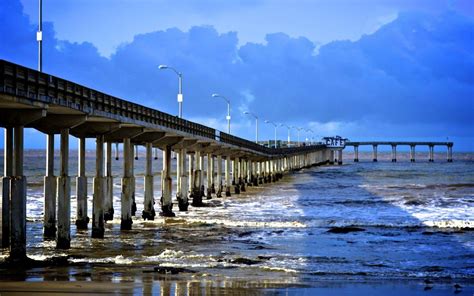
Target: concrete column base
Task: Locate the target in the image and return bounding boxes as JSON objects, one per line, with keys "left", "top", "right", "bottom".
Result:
{"left": 43, "top": 176, "right": 57, "bottom": 238}
{"left": 410, "top": 159, "right": 415, "bottom": 162}
{"left": 131, "top": 177, "right": 137, "bottom": 217}
{"left": 338, "top": 161, "right": 343, "bottom": 165}
{"left": 225, "top": 186, "right": 231, "bottom": 197}
{"left": 373, "top": 159, "right": 378, "bottom": 162}
{"left": 240, "top": 178, "right": 246, "bottom": 192}
{"left": 252, "top": 175, "right": 258, "bottom": 187}
{"left": 234, "top": 184, "right": 241, "bottom": 194}
{"left": 92, "top": 176, "right": 106, "bottom": 238}
{"left": 75, "top": 176, "right": 89, "bottom": 229}
{"left": 121, "top": 176, "right": 134, "bottom": 230}
{"left": 177, "top": 176, "right": 189, "bottom": 211}
{"left": 57, "top": 176, "right": 71, "bottom": 249}
{"left": 160, "top": 172, "right": 175, "bottom": 217}
{"left": 142, "top": 175, "right": 156, "bottom": 220}
{"left": 104, "top": 176, "right": 114, "bottom": 221}
{"left": 448, "top": 159, "right": 453, "bottom": 163}
{"left": 206, "top": 188, "right": 212, "bottom": 199}
{"left": 211, "top": 183, "right": 216, "bottom": 194}
{"left": 354, "top": 159, "right": 359, "bottom": 162}
{"left": 392, "top": 159, "right": 397, "bottom": 162}
{"left": 216, "top": 183, "right": 223, "bottom": 198}
{"left": 10, "top": 177, "right": 27, "bottom": 261}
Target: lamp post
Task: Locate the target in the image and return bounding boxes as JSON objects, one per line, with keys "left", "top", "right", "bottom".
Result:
{"left": 37, "top": 0, "right": 43, "bottom": 72}
{"left": 292, "top": 126, "right": 303, "bottom": 146}
{"left": 306, "top": 129, "right": 314, "bottom": 145}
{"left": 265, "top": 120, "right": 278, "bottom": 148}
{"left": 280, "top": 124, "right": 291, "bottom": 147}
{"left": 212, "top": 93, "right": 231, "bottom": 134}
{"left": 158, "top": 65, "right": 183, "bottom": 118}
{"left": 243, "top": 111, "right": 258, "bottom": 143}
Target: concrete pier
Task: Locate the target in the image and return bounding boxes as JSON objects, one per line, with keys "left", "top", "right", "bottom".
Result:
{"left": 75, "top": 137, "right": 89, "bottom": 229}
{"left": 160, "top": 145, "right": 175, "bottom": 216}
{"left": 199, "top": 153, "right": 205, "bottom": 198}
{"left": 225, "top": 156, "right": 231, "bottom": 197}
{"left": 240, "top": 159, "right": 246, "bottom": 192}
{"left": 354, "top": 145, "right": 359, "bottom": 162}
{"left": 2, "top": 127, "right": 13, "bottom": 247}
{"left": 142, "top": 142, "right": 155, "bottom": 220}
{"left": 92, "top": 135, "right": 106, "bottom": 238}
{"left": 56, "top": 128, "right": 71, "bottom": 249}
{"left": 10, "top": 126, "right": 27, "bottom": 260}
{"left": 44, "top": 134, "right": 57, "bottom": 237}
{"left": 346, "top": 141, "right": 453, "bottom": 162}
{"left": 120, "top": 138, "right": 133, "bottom": 229}
{"left": 176, "top": 148, "right": 189, "bottom": 211}
{"left": 216, "top": 155, "right": 223, "bottom": 197}
{"left": 373, "top": 145, "right": 378, "bottom": 162}
{"left": 104, "top": 142, "right": 114, "bottom": 221}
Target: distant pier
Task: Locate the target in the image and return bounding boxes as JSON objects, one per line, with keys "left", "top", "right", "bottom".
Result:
{"left": 345, "top": 141, "right": 454, "bottom": 163}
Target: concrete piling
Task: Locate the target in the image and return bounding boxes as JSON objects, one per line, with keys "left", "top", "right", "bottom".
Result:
{"left": 92, "top": 135, "right": 106, "bottom": 238}
{"left": 429, "top": 145, "right": 434, "bottom": 162}
{"left": 176, "top": 148, "right": 189, "bottom": 211}
{"left": 410, "top": 145, "right": 416, "bottom": 162}
{"left": 192, "top": 151, "right": 203, "bottom": 206}
{"left": 234, "top": 158, "right": 240, "bottom": 194}
{"left": 160, "top": 145, "right": 175, "bottom": 216}
{"left": 225, "top": 156, "right": 231, "bottom": 197}
{"left": 206, "top": 153, "right": 213, "bottom": 199}
{"left": 104, "top": 142, "right": 114, "bottom": 221}
{"left": 373, "top": 145, "right": 378, "bottom": 162}
{"left": 10, "top": 126, "right": 26, "bottom": 260}
{"left": 56, "top": 128, "right": 71, "bottom": 249}
{"left": 216, "top": 155, "right": 223, "bottom": 197}
{"left": 391, "top": 145, "right": 397, "bottom": 162}
{"left": 142, "top": 142, "right": 155, "bottom": 220}
{"left": 44, "top": 134, "right": 57, "bottom": 237}
{"left": 2, "top": 127, "right": 13, "bottom": 247}
{"left": 120, "top": 138, "right": 133, "bottom": 229}
{"left": 75, "top": 137, "right": 89, "bottom": 229}
{"left": 354, "top": 145, "right": 359, "bottom": 162}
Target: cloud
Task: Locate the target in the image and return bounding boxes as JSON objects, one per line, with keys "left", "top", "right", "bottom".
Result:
{"left": 1, "top": 1, "right": 473, "bottom": 151}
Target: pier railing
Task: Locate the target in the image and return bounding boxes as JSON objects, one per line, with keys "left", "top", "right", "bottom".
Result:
{"left": 0, "top": 59, "right": 324, "bottom": 156}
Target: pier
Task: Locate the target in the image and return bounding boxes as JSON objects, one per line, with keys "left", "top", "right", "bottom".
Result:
{"left": 0, "top": 60, "right": 332, "bottom": 261}
{"left": 346, "top": 142, "right": 454, "bottom": 163}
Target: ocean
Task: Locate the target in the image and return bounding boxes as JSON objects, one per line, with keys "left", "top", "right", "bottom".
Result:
{"left": 0, "top": 150, "right": 473, "bottom": 295}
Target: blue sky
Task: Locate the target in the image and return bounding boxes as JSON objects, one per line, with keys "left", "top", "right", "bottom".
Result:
{"left": 1, "top": 0, "right": 474, "bottom": 151}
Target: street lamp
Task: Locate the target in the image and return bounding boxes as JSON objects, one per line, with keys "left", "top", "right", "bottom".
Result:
{"left": 306, "top": 129, "right": 314, "bottom": 145}
{"left": 37, "top": 0, "right": 43, "bottom": 72}
{"left": 212, "top": 93, "right": 231, "bottom": 134}
{"left": 280, "top": 124, "right": 291, "bottom": 146}
{"left": 243, "top": 111, "right": 259, "bottom": 143}
{"left": 292, "top": 126, "right": 303, "bottom": 146}
{"left": 265, "top": 120, "right": 278, "bottom": 148}
{"left": 158, "top": 65, "right": 183, "bottom": 118}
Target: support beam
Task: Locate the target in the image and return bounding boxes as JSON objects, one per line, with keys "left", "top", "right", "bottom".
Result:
{"left": 2, "top": 127, "right": 13, "bottom": 248}
{"left": 121, "top": 138, "right": 133, "bottom": 229}
{"left": 160, "top": 145, "right": 175, "bottom": 216}
{"left": 142, "top": 142, "right": 155, "bottom": 220}
{"left": 75, "top": 138, "right": 89, "bottom": 229}
{"left": 176, "top": 148, "right": 189, "bottom": 211}
{"left": 92, "top": 135, "right": 105, "bottom": 238}
{"left": 104, "top": 142, "right": 114, "bottom": 221}
{"left": 56, "top": 128, "right": 71, "bottom": 249}
{"left": 10, "top": 126, "right": 27, "bottom": 260}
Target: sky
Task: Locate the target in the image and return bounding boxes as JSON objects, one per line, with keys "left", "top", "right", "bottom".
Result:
{"left": 1, "top": 0, "right": 473, "bottom": 151}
